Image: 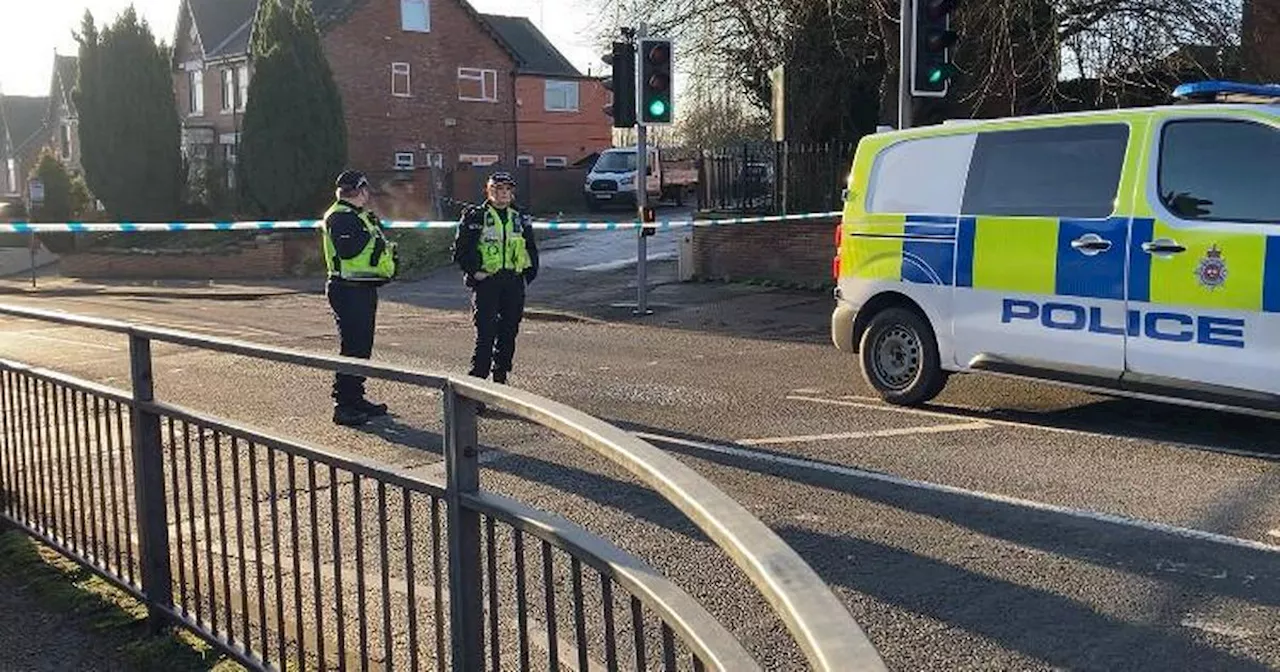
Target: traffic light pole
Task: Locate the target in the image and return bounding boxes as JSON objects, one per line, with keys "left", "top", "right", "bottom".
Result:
{"left": 899, "top": 0, "right": 913, "bottom": 130}
{"left": 633, "top": 22, "right": 653, "bottom": 316}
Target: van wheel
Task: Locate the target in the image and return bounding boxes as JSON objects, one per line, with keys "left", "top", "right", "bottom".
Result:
{"left": 859, "top": 307, "right": 947, "bottom": 406}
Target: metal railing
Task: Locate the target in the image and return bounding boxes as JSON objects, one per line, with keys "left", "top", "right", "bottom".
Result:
{"left": 0, "top": 303, "right": 887, "bottom": 672}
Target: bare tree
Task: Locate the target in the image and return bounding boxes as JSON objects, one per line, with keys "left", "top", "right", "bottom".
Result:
{"left": 586, "top": 0, "right": 1243, "bottom": 135}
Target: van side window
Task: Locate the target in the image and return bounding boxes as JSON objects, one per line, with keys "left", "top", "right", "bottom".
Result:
{"left": 961, "top": 124, "right": 1128, "bottom": 219}
{"left": 866, "top": 134, "right": 975, "bottom": 215}
{"left": 1157, "top": 119, "right": 1280, "bottom": 224}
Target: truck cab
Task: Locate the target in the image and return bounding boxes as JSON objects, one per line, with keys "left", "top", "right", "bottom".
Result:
{"left": 584, "top": 146, "right": 662, "bottom": 210}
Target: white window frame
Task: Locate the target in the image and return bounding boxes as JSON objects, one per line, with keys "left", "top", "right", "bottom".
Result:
{"left": 544, "top": 80, "right": 579, "bottom": 112}
{"left": 60, "top": 124, "right": 72, "bottom": 159}
{"left": 394, "top": 152, "right": 415, "bottom": 170}
{"left": 6, "top": 159, "right": 16, "bottom": 194}
{"left": 400, "top": 0, "right": 430, "bottom": 32}
{"left": 221, "top": 68, "right": 236, "bottom": 113}
{"left": 517, "top": 155, "right": 534, "bottom": 166}
{"left": 544, "top": 156, "right": 568, "bottom": 169}
{"left": 392, "top": 62, "right": 411, "bottom": 97}
{"left": 428, "top": 152, "right": 443, "bottom": 169}
{"left": 237, "top": 63, "right": 250, "bottom": 111}
{"left": 188, "top": 69, "right": 204, "bottom": 115}
{"left": 458, "top": 68, "right": 498, "bottom": 102}
{"left": 459, "top": 153, "right": 500, "bottom": 167}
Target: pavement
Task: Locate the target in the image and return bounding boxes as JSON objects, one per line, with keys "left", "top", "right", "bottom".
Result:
{"left": 0, "top": 224, "right": 1279, "bottom": 670}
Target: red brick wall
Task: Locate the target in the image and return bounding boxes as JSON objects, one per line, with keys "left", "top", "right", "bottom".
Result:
{"left": 59, "top": 234, "right": 323, "bottom": 279}
{"left": 691, "top": 220, "right": 839, "bottom": 287}
{"left": 515, "top": 76, "right": 611, "bottom": 165}
{"left": 322, "top": 2, "right": 517, "bottom": 175}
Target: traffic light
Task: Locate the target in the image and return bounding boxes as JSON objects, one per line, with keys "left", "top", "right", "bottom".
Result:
{"left": 602, "top": 41, "right": 636, "bottom": 128}
{"left": 638, "top": 38, "right": 673, "bottom": 124}
{"left": 911, "top": 0, "right": 958, "bottom": 97}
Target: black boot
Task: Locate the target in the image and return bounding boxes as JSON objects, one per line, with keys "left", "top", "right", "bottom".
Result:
{"left": 355, "top": 399, "right": 389, "bottom": 417}
{"left": 333, "top": 405, "right": 370, "bottom": 426}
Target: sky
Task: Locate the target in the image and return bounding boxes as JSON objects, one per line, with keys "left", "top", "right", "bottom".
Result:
{"left": 0, "top": 0, "right": 605, "bottom": 97}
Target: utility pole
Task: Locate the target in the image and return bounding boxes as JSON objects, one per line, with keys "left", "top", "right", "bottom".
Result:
{"left": 633, "top": 21, "right": 652, "bottom": 316}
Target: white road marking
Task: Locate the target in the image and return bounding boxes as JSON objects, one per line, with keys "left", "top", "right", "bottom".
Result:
{"left": 632, "top": 430, "right": 1280, "bottom": 554}
{"left": 573, "top": 251, "right": 677, "bottom": 272}
{"left": 738, "top": 422, "right": 989, "bottom": 446}
{"left": 0, "top": 328, "right": 122, "bottom": 351}
{"left": 787, "top": 395, "right": 1280, "bottom": 461}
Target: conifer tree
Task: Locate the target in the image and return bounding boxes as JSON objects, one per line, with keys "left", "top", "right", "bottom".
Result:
{"left": 238, "top": 0, "right": 348, "bottom": 218}
{"left": 74, "top": 8, "right": 182, "bottom": 220}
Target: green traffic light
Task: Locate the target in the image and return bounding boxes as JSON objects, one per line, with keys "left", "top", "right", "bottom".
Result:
{"left": 648, "top": 98, "right": 668, "bottom": 118}
{"left": 928, "top": 68, "right": 944, "bottom": 84}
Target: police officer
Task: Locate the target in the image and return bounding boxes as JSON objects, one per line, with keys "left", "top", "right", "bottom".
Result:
{"left": 323, "top": 170, "right": 398, "bottom": 426}
{"left": 452, "top": 171, "right": 539, "bottom": 384}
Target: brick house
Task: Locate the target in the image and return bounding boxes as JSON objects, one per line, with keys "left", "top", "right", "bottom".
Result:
{"left": 0, "top": 93, "right": 47, "bottom": 200}
{"left": 46, "top": 55, "right": 82, "bottom": 175}
{"left": 171, "top": 0, "right": 256, "bottom": 189}
{"left": 173, "top": 0, "right": 526, "bottom": 175}
{"left": 482, "top": 14, "right": 611, "bottom": 169}
{"left": 0, "top": 53, "right": 80, "bottom": 203}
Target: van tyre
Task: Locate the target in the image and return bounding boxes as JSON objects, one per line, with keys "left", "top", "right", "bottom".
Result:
{"left": 859, "top": 307, "right": 947, "bottom": 406}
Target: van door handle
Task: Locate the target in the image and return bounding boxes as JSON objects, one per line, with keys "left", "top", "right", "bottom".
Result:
{"left": 1142, "top": 239, "right": 1187, "bottom": 255}
{"left": 1070, "top": 233, "right": 1112, "bottom": 255}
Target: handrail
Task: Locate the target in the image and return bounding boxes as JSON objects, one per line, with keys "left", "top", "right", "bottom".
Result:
{"left": 462, "top": 490, "right": 759, "bottom": 670}
{"left": 0, "top": 302, "right": 887, "bottom": 670}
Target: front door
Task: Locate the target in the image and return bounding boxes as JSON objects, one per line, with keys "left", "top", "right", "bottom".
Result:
{"left": 1123, "top": 113, "right": 1280, "bottom": 406}
{"left": 951, "top": 122, "right": 1138, "bottom": 382}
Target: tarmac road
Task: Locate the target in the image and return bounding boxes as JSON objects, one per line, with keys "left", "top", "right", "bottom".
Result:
{"left": 0, "top": 246, "right": 1278, "bottom": 670}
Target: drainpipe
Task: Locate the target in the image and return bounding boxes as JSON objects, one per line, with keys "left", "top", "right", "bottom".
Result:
{"left": 510, "top": 69, "right": 519, "bottom": 172}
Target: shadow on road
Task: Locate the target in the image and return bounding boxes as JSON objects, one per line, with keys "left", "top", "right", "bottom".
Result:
{"left": 473, "top": 427, "right": 1278, "bottom": 669}
{"left": 912, "top": 389, "right": 1280, "bottom": 458}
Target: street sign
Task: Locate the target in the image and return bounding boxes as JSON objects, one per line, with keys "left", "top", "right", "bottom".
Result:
{"left": 28, "top": 179, "right": 43, "bottom": 204}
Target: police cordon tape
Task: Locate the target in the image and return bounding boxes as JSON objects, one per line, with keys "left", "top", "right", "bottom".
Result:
{"left": 0, "top": 210, "right": 843, "bottom": 234}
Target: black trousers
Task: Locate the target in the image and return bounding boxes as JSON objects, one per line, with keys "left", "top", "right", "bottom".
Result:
{"left": 327, "top": 281, "right": 378, "bottom": 405}
{"left": 469, "top": 272, "right": 526, "bottom": 379}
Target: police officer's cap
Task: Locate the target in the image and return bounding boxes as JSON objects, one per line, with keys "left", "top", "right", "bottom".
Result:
{"left": 336, "top": 170, "right": 369, "bottom": 191}
{"left": 487, "top": 172, "right": 516, "bottom": 188}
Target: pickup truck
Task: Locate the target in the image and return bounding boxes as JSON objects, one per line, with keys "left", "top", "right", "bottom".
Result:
{"left": 583, "top": 145, "right": 697, "bottom": 211}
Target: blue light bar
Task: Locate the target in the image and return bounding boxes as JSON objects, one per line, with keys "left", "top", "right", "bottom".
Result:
{"left": 1172, "top": 80, "right": 1280, "bottom": 103}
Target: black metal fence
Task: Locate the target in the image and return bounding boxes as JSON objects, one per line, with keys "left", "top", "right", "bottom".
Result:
{"left": 0, "top": 304, "right": 886, "bottom": 672}
{"left": 699, "top": 141, "right": 857, "bottom": 216}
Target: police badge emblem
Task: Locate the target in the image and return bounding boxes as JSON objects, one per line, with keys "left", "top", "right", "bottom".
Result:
{"left": 1194, "top": 244, "right": 1227, "bottom": 290}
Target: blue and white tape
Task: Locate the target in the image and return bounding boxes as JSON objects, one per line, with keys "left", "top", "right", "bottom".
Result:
{"left": 0, "top": 210, "right": 842, "bottom": 234}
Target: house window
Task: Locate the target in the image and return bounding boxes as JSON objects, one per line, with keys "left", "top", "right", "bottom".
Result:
{"left": 517, "top": 155, "right": 534, "bottom": 166}
{"left": 394, "top": 152, "right": 415, "bottom": 170}
{"left": 544, "top": 80, "right": 579, "bottom": 112}
{"left": 544, "top": 156, "right": 568, "bottom": 169}
{"left": 221, "top": 69, "right": 236, "bottom": 112}
{"left": 458, "top": 68, "right": 498, "bottom": 102}
{"left": 428, "top": 152, "right": 443, "bottom": 168}
{"left": 59, "top": 125, "right": 71, "bottom": 159}
{"left": 221, "top": 136, "right": 239, "bottom": 189}
{"left": 6, "top": 159, "right": 15, "bottom": 194}
{"left": 459, "top": 154, "right": 500, "bottom": 167}
{"left": 401, "top": 0, "right": 430, "bottom": 32}
{"left": 237, "top": 64, "right": 250, "bottom": 111}
{"left": 392, "top": 63, "right": 411, "bottom": 97}
{"left": 188, "top": 70, "right": 204, "bottom": 114}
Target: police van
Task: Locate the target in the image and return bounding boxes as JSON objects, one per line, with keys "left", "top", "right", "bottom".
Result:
{"left": 831, "top": 81, "right": 1280, "bottom": 417}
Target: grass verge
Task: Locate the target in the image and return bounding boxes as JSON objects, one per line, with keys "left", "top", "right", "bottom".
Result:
{"left": 0, "top": 527, "right": 244, "bottom": 671}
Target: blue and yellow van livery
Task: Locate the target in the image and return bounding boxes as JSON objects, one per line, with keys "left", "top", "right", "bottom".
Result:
{"left": 832, "top": 81, "right": 1280, "bottom": 416}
